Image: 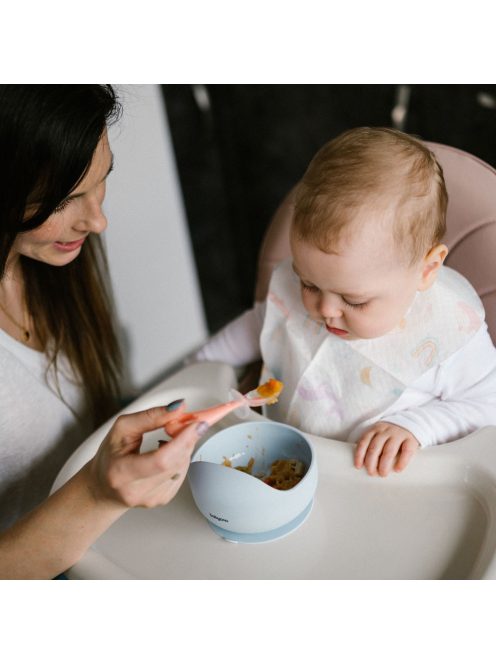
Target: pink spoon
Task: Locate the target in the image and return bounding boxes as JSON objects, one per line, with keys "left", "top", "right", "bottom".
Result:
{"left": 164, "top": 379, "right": 283, "bottom": 437}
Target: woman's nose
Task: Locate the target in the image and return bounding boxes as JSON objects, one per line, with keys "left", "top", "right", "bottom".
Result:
{"left": 74, "top": 198, "right": 108, "bottom": 235}
{"left": 318, "top": 293, "right": 343, "bottom": 319}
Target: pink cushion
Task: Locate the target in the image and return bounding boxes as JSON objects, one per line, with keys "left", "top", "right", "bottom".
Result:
{"left": 427, "top": 142, "right": 496, "bottom": 342}
{"left": 256, "top": 141, "right": 496, "bottom": 343}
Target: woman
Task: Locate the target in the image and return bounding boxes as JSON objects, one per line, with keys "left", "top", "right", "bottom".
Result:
{"left": 0, "top": 85, "right": 207, "bottom": 578}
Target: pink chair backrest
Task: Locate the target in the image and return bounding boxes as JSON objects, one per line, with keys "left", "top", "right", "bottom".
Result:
{"left": 255, "top": 141, "right": 496, "bottom": 343}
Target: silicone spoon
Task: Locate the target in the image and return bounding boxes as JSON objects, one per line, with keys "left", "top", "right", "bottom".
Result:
{"left": 164, "top": 379, "right": 283, "bottom": 437}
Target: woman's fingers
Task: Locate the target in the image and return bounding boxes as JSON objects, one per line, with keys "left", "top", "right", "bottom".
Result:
{"left": 121, "top": 420, "right": 205, "bottom": 481}
{"left": 92, "top": 403, "right": 211, "bottom": 508}
{"left": 108, "top": 402, "right": 188, "bottom": 455}
{"left": 107, "top": 420, "right": 208, "bottom": 489}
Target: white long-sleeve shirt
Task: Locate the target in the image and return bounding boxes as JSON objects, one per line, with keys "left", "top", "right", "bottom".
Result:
{"left": 194, "top": 301, "right": 496, "bottom": 447}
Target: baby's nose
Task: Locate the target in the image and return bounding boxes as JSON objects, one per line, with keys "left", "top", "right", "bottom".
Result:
{"left": 318, "top": 293, "right": 343, "bottom": 319}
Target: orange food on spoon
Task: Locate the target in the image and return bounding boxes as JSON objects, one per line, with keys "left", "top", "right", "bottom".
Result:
{"left": 164, "top": 379, "right": 284, "bottom": 437}
{"left": 255, "top": 378, "right": 284, "bottom": 403}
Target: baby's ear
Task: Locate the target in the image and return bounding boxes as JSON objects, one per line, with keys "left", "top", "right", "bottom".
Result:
{"left": 417, "top": 244, "right": 449, "bottom": 291}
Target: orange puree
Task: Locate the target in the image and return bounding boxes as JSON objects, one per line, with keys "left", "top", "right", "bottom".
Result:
{"left": 256, "top": 378, "right": 283, "bottom": 399}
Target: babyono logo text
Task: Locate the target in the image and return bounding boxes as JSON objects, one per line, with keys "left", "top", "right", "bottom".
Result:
{"left": 209, "top": 513, "right": 229, "bottom": 523}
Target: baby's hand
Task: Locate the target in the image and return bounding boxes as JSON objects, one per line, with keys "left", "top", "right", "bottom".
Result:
{"left": 354, "top": 422, "right": 420, "bottom": 477}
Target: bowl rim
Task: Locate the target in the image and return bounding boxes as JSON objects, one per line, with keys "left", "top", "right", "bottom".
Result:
{"left": 190, "top": 420, "right": 316, "bottom": 493}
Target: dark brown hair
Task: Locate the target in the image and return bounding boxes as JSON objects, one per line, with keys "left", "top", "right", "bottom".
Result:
{"left": 0, "top": 85, "right": 123, "bottom": 425}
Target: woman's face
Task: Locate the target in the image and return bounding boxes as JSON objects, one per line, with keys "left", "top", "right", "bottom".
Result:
{"left": 11, "top": 132, "right": 114, "bottom": 269}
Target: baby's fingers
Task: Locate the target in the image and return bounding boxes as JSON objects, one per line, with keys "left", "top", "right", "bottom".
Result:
{"left": 377, "top": 437, "right": 404, "bottom": 477}
{"left": 393, "top": 439, "right": 419, "bottom": 473}
{"left": 354, "top": 430, "right": 375, "bottom": 469}
{"left": 362, "top": 432, "right": 392, "bottom": 476}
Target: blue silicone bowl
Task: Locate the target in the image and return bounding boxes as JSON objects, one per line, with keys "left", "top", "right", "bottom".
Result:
{"left": 188, "top": 421, "right": 318, "bottom": 543}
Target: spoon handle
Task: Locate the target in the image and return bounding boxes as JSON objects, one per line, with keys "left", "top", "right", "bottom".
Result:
{"left": 164, "top": 399, "right": 244, "bottom": 437}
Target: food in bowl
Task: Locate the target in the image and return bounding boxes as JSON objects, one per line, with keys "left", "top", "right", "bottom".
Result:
{"left": 263, "top": 458, "right": 306, "bottom": 490}
{"left": 223, "top": 456, "right": 256, "bottom": 475}
{"left": 222, "top": 455, "right": 306, "bottom": 490}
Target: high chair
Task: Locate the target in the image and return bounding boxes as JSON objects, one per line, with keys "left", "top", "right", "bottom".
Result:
{"left": 255, "top": 141, "right": 496, "bottom": 342}
{"left": 51, "top": 142, "right": 496, "bottom": 579}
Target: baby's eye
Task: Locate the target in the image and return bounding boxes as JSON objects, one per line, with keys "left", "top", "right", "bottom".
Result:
{"left": 300, "top": 281, "right": 319, "bottom": 293}
{"left": 343, "top": 299, "right": 368, "bottom": 310}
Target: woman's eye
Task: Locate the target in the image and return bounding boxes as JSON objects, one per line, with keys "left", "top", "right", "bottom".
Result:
{"left": 53, "top": 198, "right": 71, "bottom": 214}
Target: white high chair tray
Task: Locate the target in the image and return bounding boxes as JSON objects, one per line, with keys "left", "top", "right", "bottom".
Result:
{"left": 51, "top": 362, "right": 496, "bottom": 580}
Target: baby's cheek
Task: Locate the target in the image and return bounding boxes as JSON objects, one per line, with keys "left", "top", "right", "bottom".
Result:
{"left": 354, "top": 309, "right": 399, "bottom": 338}
{"left": 301, "top": 292, "right": 316, "bottom": 315}
{"left": 352, "top": 322, "right": 380, "bottom": 339}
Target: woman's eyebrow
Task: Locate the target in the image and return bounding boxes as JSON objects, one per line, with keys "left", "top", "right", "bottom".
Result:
{"left": 67, "top": 153, "right": 115, "bottom": 200}
{"left": 25, "top": 155, "right": 115, "bottom": 211}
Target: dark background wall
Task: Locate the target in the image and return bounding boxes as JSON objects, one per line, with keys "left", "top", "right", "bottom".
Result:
{"left": 162, "top": 84, "right": 496, "bottom": 333}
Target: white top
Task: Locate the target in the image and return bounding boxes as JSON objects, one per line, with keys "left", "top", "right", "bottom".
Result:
{"left": 194, "top": 288, "right": 496, "bottom": 448}
{"left": 0, "top": 330, "right": 92, "bottom": 531}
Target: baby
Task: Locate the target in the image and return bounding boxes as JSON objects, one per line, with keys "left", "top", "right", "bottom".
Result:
{"left": 194, "top": 127, "right": 496, "bottom": 477}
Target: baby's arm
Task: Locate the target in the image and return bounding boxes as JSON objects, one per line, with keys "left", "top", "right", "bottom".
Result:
{"left": 354, "top": 324, "right": 496, "bottom": 476}
{"left": 382, "top": 325, "right": 496, "bottom": 447}
{"left": 192, "top": 301, "right": 265, "bottom": 367}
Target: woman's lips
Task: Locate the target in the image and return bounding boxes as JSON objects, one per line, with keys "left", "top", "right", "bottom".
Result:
{"left": 53, "top": 238, "right": 86, "bottom": 252}
{"left": 326, "top": 325, "right": 348, "bottom": 336}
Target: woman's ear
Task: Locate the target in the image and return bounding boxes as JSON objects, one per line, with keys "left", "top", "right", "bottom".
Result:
{"left": 417, "top": 244, "right": 449, "bottom": 291}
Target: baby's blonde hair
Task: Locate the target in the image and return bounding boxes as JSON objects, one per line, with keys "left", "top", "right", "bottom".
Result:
{"left": 292, "top": 127, "right": 448, "bottom": 264}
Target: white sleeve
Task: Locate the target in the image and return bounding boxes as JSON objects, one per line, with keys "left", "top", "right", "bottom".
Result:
{"left": 380, "top": 324, "right": 496, "bottom": 447}
{"left": 191, "top": 301, "right": 265, "bottom": 367}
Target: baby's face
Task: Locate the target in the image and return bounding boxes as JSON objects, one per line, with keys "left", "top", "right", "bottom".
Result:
{"left": 290, "top": 229, "right": 427, "bottom": 340}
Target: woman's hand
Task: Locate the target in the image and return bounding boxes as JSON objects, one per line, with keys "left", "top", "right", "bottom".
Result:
{"left": 87, "top": 401, "right": 208, "bottom": 509}
{"left": 354, "top": 422, "right": 420, "bottom": 477}
{"left": 0, "top": 401, "right": 208, "bottom": 579}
